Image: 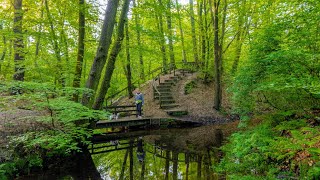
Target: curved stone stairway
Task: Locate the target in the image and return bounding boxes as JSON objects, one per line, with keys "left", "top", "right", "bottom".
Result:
{"left": 154, "top": 70, "right": 190, "bottom": 117}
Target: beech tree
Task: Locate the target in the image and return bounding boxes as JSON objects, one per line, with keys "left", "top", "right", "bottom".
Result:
{"left": 13, "top": 0, "right": 25, "bottom": 81}
{"left": 82, "top": 0, "right": 120, "bottom": 106}
{"left": 92, "top": 0, "right": 131, "bottom": 110}
{"left": 73, "top": 0, "right": 86, "bottom": 101}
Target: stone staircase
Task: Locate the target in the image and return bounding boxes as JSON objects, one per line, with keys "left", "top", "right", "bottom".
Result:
{"left": 153, "top": 71, "right": 190, "bottom": 117}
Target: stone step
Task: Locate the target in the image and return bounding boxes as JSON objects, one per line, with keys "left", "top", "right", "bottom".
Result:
{"left": 170, "top": 75, "right": 182, "bottom": 79}
{"left": 165, "top": 109, "right": 188, "bottom": 116}
{"left": 164, "top": 79, "right": 175, "bottom": 83}
{"left": 159, "top": 82, "right": 175, "bottom": 86}
{"left": 157, "top": 85, "right": 172, "bottom": 89}
{"left": 154, "top": 91, "right": 172, "bottom": 96}
{"left": 177, "top": 69, "right": 194, "bottom": 74}
{"left": 156, "top": 89, "right": 171, "bottom": 93}
{"left": 154, "top": 95, "right": 174, "bottom": 100}
{"left": 170, "top": 76, "right": 180, "bottom": 80}
{"left": 160, "top": 99, "right": 175, "bottom": 104}
{"left": 160, "top": 104, "right": 179, "bottom": 109}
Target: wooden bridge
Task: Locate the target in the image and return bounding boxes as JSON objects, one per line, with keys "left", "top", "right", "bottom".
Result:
{"left": 95, "top": 68, "right": 197, "bottom": 129}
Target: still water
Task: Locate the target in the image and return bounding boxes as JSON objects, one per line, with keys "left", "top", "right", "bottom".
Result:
{"left": 18, "top": 125, "right": 225, "bottom": 180}
{"left": 91, "top": 126, "right": 223, "bottom": 180}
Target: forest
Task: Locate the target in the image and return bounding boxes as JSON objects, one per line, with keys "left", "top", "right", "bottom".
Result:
{"left": 0, "top": 0, "right": 320, "bottom": 179}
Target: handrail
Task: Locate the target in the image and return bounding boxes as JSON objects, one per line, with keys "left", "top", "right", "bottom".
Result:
{"left": 105, "top": 66, "right": 163, "bottom": 106}
{"left": 104, "top": 62, "right": 195, "bottom": 107}
{"left": 152, "top": 76, "right": 162, "bottom": 108}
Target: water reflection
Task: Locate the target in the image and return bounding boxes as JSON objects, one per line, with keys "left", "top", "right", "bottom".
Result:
{"left": 91, "top": 126, "right": 223, "bottom": 180}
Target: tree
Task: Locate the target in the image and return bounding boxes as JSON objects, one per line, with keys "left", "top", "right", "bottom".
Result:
{"left": 231, "top": 0, "right": 249, "bottom": 74}
{"left": 45, "top": 0, "right": 65, "bottom": 86}
{"left": 124, "top": 22, "right": 134, "bottom": 98}
{"left": 209, "top": 0, "right": 228, "bottom": 110}
{"left": 133, "top": 0, "right": 145, "bottom": 81}
{"left": 82, "top": 0, "right": 120, "bottom": 106}
{"left": 92, "top": 0, "right": 131, "bottom": 110}
{"left": 189, "top": 0, "right": 199, "bottom": 64}
{"left": 166, "top": 0, "right": 175, "bottom": 68}
{"left": 155, "top": 0, "right": 168, "bottom": 73}
{"left": 13, "top": 0, "right": 25, "bottom": 81}
{"left": 0, "top": 23, "right": 7, "bottom": 73}
{"left": 175, "top": 0, "right": 187, "bottom": 63}
{"left": 73, "top": 0, "right": 86, "bottom": 101}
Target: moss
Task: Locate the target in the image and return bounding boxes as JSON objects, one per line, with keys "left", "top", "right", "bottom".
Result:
{"left": 184, "top": 80, "right": 197, "bottom": 95}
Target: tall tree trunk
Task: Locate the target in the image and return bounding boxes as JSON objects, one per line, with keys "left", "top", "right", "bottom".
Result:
{"left": 125, "top": 22, "right": 134, "bottom": 98}
{"left": 210, "top": 0, "right": 224, "bottom": 111}
{"left": 156, "top": 0, "right": 168, "bottom": 73}
{"left": 0, "top": 23, "right": 7, "bottom": 73}
{"left": 73, "top": 0, "right": 86, "bottom": 102}
{"left": 92, "top": 0, "right": 130, "bottom": 110}
{"left": 133, "top": 0, "right": 145, "bottom": 81}
{"left": 34, "top": 0, "right": 44, "bottom": 68}
{"left": 61, "top": 30, "right": 70, "bottom": 85}
{"left": 231, "top": 0, "right": 247, "bottom": 75}
{"left": 13, "top": 0, "right": 25, "bottom": 81}
{"left": 204, "top": 0, "right": 210, "bottom": 75}
{"left": 198, "top": 0, "right": 206, "bottom": 67}
{"left": 166, "top": 0, "right": 175, "bottom": 69}
{"left": 189, "top": 0, "right": 199, "bottom": 64}
{"left": 175, "top": 0, "right": 187, "bottom": 63}
{"left": 82, "top": 0, "right": 120, "bottom": 106}
{"left": 44, "top": 0, "right": 65, "bottom": 86}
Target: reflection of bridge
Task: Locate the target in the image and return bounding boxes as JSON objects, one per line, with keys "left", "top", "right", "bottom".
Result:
{"left": 89, "top": 126, "right": 221, "bottom": 180}
{"left": 95, "top": 117, "right": 201, "bottom": 129}
{"left": 89, "top": 127, "right": 220, "bottom": 164}
{"left": 90, "top": 137, "right": 203, "bottom": 163}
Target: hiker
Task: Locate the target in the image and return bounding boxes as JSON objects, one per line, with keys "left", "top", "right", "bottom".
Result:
{"left": 134, "top": 89, "right": 144, "bottom": 119}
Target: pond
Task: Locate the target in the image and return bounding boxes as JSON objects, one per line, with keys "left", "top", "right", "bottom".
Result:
{"left": 18, "top": 125, "right": 226, "bottom": 180}
{"left": 92, "top": 125, "right": 224, "bottom": 180}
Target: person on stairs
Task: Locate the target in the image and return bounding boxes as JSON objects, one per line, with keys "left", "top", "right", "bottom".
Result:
{"left": 134, "top": 89, "right": 144, "bottom": 119}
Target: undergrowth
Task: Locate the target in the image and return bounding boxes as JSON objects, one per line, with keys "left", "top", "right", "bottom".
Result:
{"left": 0, "top": 82, "right": 109, "bottom": 179}
{"left": 216, "top": 112, "right": 320, "bottom": 179}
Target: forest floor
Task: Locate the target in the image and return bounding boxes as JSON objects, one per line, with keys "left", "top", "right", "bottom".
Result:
{"left": 0, "top": 94, "right": 50, "bottom": 161}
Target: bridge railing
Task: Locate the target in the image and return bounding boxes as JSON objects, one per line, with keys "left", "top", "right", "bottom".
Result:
{"left": 104, "top": 66, "right": 164, "bottom": 108}
{"left": 106, "top": 105, "right": 139, "bottom": 118}
{"left": 104, "top": 61, "right": 196, "bottom": 109}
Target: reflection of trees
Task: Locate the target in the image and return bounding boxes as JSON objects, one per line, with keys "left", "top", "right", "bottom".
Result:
{"left": 91, "top": 126, "right": 224, "bottom": 179}
{"left": 119, "top": 149, "right": 128, "bottom": 180}
{"left": 129, "top": 139, "right": 133, "bottom": 180}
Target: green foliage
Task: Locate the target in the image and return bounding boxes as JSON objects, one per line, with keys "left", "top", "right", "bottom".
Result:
{"left": 0, "top": 82, "right": 109, "bottom": 178}
{"left": 217, "top": 114, "right": 320, "bottom": 179}
{"left": 231, "top": 1, "right": 320, "bottom": 115}
{"left": 184, "top": 80, "right": 197, "bottom": 95}
{"left": 0, "top": 163, "right": 15, "bottom": 180}
{"left": 8, "top": 94, "right": 108, "bottom": 156}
